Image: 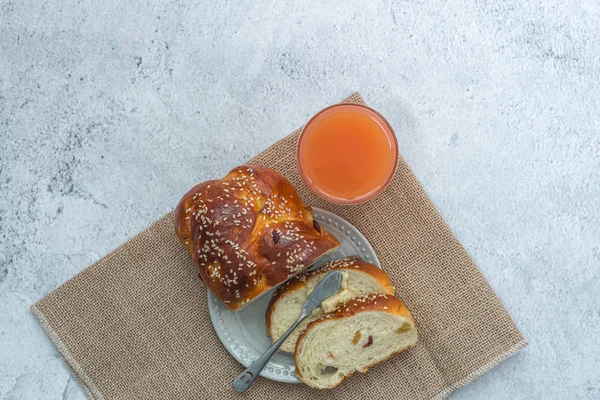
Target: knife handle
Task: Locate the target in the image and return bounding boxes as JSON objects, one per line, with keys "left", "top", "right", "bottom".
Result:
{"left": 233, "top": 310, "right": 308, "bottom": 392}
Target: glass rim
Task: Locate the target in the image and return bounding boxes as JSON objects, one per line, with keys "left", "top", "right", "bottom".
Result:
{"left": 297, "top": 103, "right": 399, "bottom": 205}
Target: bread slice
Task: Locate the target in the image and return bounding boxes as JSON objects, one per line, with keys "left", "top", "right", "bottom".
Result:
{"left": 266, "top": 257, "right": 394, "bottom": 353}
{"left": 295, "top": 294, "right": 417, "bottom": 389}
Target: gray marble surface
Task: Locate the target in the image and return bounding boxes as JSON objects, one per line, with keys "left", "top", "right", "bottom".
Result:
{"left": 1, "top": 0, "right": 599, "bottom": 399}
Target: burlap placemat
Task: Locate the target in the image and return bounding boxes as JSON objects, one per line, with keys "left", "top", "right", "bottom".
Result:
{"left": 32, "top": 93, "right": 526, "bottom": 400}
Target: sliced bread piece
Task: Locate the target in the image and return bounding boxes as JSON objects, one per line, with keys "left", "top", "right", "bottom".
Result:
{"left": 266, "top": 257, "right": 394, "bottom": 353}
{"left": 295, "top": 294, "right": 417, "bottom": 389}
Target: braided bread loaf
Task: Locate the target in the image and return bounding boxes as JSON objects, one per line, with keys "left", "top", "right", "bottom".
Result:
{"left": 175, "top": 165, "right": 340, "bottom": 311}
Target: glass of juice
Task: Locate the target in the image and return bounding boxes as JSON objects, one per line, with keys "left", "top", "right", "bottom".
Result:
{"left": 297, "top": 103, "right": 398, "bottom": 204}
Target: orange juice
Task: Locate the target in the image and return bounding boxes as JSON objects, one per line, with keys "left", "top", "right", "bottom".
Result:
{"left": 297, "top": 104, "right": 398, "bottom": 204}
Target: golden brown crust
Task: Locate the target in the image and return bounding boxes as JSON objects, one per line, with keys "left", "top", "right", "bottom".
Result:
{"left": 294, "top": 294, "right": 416, "bottom": 387}
{"left": 175, "top": 165, "right": 340, "bottom": 311}
{"left": 265, "top": 257, "right": 394, "bottom": 332}
{"left": 327, "top": 293, "right": 414, "bottom": 322}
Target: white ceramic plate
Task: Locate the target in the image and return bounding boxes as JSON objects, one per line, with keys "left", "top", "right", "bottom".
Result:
{"left": 208, "top": 207, "right": 381, "bottom": 383}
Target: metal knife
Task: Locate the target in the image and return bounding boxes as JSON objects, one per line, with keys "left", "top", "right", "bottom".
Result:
{"left": 233, "top": 270, "right": 343, "bottom": 392}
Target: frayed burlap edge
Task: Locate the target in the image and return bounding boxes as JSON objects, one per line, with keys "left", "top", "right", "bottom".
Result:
{"left": 432, "top": 338, "right": 528, "bottom": 400}
{"left": 31, "top": 304, "right": 104, "bottom": 400}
